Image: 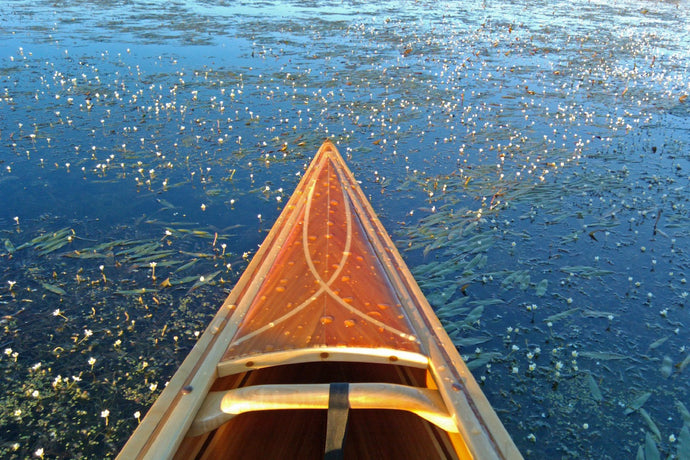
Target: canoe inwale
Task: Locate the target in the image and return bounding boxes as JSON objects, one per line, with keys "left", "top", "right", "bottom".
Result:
{"left": 118, "top": 140, "right": 522, "bottom": 460}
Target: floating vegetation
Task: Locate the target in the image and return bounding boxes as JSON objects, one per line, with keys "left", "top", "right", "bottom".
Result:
{"left": 1, "top": 0, "right": 689, "bottom": 458}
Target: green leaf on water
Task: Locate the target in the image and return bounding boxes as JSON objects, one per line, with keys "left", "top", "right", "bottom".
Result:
{"left": 586, "top": 374, "right": 603, "bottom": 402}
{"left": 624, "top": 392, "right": 652, "bottom": 415}
{"left": 639, "top": 408, "right": 661, "bottom": 441}
{"left": 677, "top": 425, "right": 690, "bottom": 459}
{"left": 41, "top": 283, "right": 67, "bottom": 296}
{"left": 677, "top": 401, "right": 690, "bottom": 424}
{"left": 644, "top": 431, "right": 660, "bottom": 460}
{"left": 581, "top": 309, "right": 614, "bottom": 318}
{"left": 465, "top": 352, "right": 502, "bottom": 370}
{"left": 535, "top": 279, "right": 548, "bottom": 296}
{"left": 114, "top": 288, "right": 159, "bottom": 295}
{"left": 462, "top": 305, "right": 484, "bottom": 326}
{"left": 544, "top": 308, "right": 579, "bottom": 323}
{"left": 189, "top": 270, "right": 222, "bottom": 291}
{"left": 580, "top": 351, "right": 629, "bottom": 361}
{"left": 648, "top": 336, "right": 670, "bottom": 350}
{"left": 3, "top": 239, "right": 15, "bottom": 254}
{"left": 660, "top": 356, "right": 674, "bottom": 378}
{"left": 560, "top": 265, "right": 614, "bottom": 278}
{"left": 454, "top": 335, "right": 492, "bottom": 348}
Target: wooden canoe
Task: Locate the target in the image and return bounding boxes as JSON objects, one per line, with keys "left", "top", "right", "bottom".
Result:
{"left": 118, "top": 140, "right": 522, "bottom": 459}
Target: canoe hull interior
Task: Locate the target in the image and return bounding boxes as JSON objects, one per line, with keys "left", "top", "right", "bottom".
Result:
{"left": 175, "top": 361, "right": 464, "bottom": 460}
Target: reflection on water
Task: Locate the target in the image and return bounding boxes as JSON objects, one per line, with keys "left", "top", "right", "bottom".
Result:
{"left": 1, "top": 0, "right": 689, "bottom": 457}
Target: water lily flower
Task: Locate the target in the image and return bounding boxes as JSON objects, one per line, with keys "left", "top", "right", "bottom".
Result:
{"left": 101, "top": 409, "right": 110, "bottom": 426}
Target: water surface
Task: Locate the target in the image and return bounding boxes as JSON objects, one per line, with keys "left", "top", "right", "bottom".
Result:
{"left": 1, "top": 0, "right": 689, "bottom": 458}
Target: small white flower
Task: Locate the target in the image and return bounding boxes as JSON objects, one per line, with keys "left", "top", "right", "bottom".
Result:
{"left": 35, "top": 448, "right": 44, "bottom": 457}
{"left": 88, "top": 357, "right": 96, "bottom": 366}
{"left": 101, "top": 409, "right": 110, "bottom": 418}
{"left": 669, "top": 434, "right": 676, "bottom": 443}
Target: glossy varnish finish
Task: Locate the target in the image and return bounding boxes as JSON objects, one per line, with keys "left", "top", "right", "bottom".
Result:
{"left": 221, "top": 141, "right": 421, "bottom": 363}
{"left": 118, "top": 141, "right": 522, "bottom": 460}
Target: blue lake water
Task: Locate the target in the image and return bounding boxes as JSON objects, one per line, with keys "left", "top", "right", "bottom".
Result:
{"left": 1, "top": 0, "right": 689, "bottom": 457}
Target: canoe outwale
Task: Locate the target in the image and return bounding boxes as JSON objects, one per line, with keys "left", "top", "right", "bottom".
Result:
{"left": 118, "top": 140, "right": 522, "bottom": 459}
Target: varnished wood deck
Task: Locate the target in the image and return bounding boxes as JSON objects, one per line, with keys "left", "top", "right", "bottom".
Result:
{"left": 117, "top": 140, "right": 522, "bottom": 460}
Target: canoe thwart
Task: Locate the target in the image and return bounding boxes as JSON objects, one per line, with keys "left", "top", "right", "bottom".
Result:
{"left": 188, "top": 382, "right": 458, "bottom": 437}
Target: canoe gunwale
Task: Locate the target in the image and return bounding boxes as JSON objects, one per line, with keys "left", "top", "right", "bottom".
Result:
{"left": 117, "top": 141, "right": 523, "bottom": 460}
{"left": 217, "top": 346, "right": 429, "bottom": 377}
{"left": 325, "top": 144, "right": 519, "bottom": 459}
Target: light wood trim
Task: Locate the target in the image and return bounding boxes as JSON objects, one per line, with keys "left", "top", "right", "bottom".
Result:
{"left": 189, "top": 382, "right": 458, "bottom": 437}
{"left": 217, "top": 347, "right": 428, "bottom": 376}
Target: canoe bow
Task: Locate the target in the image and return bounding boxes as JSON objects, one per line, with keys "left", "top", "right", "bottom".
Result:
{"left": 118, "top": 140, "right": 522, "bottom": 459}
